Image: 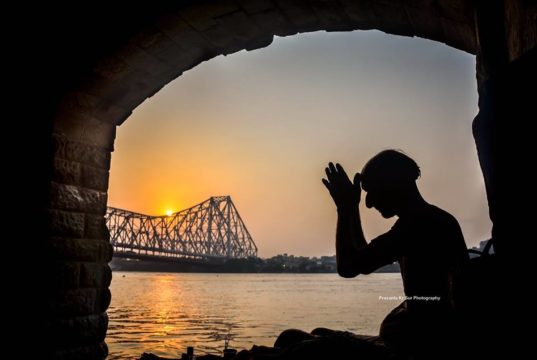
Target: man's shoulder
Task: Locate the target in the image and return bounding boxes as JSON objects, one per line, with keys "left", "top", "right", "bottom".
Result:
{"left": 423, "top": 204, "right": 455, "bottom": 220}
{"left": 391, "top": 204, "right": 462, "bottom": 235}
{"left": 396, "top": 205, "right": 461, "bottom": 233}
{"left": 423, "top": 205, "right": 463, "bottom": 235}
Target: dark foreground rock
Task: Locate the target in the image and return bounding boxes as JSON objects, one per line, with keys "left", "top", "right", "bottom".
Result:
{"left": 139, "top": 339, "right": 393, "bottom": 360}
{"left": 140, "top": 345, "right": 291, "bottom": 360}
{"left": 140, "top": 352, "right": 224, "bottom": 360}
{"left": 139, "top": 328, "right": 396, "bottom": 360}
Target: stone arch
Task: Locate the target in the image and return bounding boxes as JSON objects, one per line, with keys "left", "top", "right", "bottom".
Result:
{"left": 43, "top": 1, "right": 535, "bottom": 359}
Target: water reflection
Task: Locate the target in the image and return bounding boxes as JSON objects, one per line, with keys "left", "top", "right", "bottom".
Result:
{"left": 107, "top": 273, "right": 403, "bottom": 359}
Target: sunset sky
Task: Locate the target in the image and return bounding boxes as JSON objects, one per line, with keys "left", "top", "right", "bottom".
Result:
{"left": 108, "top": 30, "right": 491, "bottom": 257}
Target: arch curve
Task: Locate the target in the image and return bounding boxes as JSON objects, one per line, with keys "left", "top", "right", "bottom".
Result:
{"left": 54, "top": 0, "right": 476, "bottom": 149}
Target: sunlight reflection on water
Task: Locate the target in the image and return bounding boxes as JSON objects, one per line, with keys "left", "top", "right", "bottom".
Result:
{"left": 107, "top": 272, "right": 403, "bottom": 359}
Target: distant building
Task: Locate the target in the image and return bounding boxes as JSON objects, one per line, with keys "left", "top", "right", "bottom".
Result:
{"left": 469, "top": 239, "right": 494, "bottom": 258}
{"left": 320, "top": 256, "right": 337, "bottom": 272}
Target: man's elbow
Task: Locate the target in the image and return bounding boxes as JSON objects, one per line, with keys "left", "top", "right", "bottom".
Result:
{"left": 337, "top": 266, "right": 360, "bottom": 278}
{"left": 337, "top": 265, "right": 374, "bottom": 278}
{"left": 358, "top": 267, "right": 374, "bottom": 275}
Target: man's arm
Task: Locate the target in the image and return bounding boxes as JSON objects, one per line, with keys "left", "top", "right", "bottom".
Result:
{"left": 322, "top": 163, "right": 366, "bottom": 277}
{"left": 335, "top": 205, "right": 367, "bottom": 277}
{"left": 323, "top": 163, "right": 396, "bottom": 277}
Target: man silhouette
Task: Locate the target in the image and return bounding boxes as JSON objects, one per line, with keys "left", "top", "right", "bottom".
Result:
{"left": 274, "top": 150, "right": 468, "bottom": 359}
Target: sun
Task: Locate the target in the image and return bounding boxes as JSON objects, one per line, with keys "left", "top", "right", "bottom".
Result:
{"left": 165, "top": 210, "right": 173, "bottom": 217}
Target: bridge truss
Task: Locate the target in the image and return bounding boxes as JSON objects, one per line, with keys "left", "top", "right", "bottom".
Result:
{"left": 106, "top": 196, "right": 258, "bottom": 260}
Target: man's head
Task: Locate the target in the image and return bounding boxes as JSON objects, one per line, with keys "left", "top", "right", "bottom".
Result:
{"left": 361, "top": 150, "right": 421, "bottom": 218}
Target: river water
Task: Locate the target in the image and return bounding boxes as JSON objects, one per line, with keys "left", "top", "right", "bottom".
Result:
{"left": 107, "top": 272, "right": 403, "bottom": 359}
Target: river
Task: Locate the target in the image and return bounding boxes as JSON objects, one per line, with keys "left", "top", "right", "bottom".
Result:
{"left": 107, "top": 272, "right": 403, "bottom": 359}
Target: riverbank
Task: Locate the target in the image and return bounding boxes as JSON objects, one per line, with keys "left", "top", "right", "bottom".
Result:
{"left": 110, "top": 256, "right": 400, "bottom": 273}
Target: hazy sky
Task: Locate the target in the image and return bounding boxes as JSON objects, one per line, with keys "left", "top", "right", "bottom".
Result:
{"left": 108, "top": 30, "right": 491, "bottom": 257}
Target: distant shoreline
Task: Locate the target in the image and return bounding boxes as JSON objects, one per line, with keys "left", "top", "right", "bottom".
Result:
{"left": 110, "top": 257, "right": 400, "bottom": 274}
